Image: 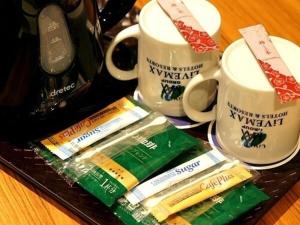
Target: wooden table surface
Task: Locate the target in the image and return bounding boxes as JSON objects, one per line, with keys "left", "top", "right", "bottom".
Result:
{"left": 1, "top": 0, "right": 299, "bottom": 224}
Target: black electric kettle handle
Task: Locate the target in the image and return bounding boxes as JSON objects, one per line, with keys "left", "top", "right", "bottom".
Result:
{"left": 97, "top": 0, "right": 136, "bottom": 33}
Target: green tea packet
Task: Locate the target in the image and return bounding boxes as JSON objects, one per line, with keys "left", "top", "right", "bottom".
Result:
{"left": 113, "top": 182, "right": 270, "bottom": 225}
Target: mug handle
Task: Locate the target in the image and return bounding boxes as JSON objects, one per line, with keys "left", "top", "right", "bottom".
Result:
{"left": 183, "top": 67, "right": 221, "bottom": 122}
{"left": 105, "top": 24, "right": 140, "bottom": 80}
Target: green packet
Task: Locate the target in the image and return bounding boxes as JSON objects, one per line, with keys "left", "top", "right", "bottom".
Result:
{"left": 30, "top": 112, "right": 199, "bottom": 207}
{"left": 112, "top": 182, "right": 270, "bottom": 225}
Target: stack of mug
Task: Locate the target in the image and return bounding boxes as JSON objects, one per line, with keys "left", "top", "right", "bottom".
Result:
{"left": 105, "top": 0, "right": 300, "bottom": 166}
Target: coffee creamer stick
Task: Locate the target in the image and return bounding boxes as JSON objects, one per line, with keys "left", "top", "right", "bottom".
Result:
{"left": 150, "top": 166, "right": 253, "bottom": 222}
{"left": 41, "top": 97, "right": 149, "bottom": 160}
{"left": 125, "top": 149, "right": 226, "bottom": 205}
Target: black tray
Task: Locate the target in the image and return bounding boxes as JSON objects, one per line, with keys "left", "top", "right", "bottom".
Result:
{"left": 1, "top": 123, "right": 299, "bottom": 225}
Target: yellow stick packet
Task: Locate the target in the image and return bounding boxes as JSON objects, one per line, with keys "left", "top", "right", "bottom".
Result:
{"left": 151, "top": 165, "right": 253, "bottom": 222}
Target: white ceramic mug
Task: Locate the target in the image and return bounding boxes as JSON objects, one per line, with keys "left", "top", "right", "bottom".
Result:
{"left": 105, "top": 0, "right": 221, "bottom": 117}
{"left": 183, "top": 36, "right": 300, "bottom": 164}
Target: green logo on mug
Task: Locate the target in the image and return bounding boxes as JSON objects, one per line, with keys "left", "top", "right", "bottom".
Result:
{"left": 241, "top": 129, "right": 267, "bottom": 148}
{"left": 161, "top": 84, "right": 185, "bottom": 101}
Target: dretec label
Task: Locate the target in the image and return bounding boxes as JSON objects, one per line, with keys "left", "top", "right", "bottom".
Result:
{"left": 50, "top": 83, "right": 76, "bottom": 97}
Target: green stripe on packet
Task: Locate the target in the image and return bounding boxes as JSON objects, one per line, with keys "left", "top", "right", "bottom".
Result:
{"left": 189, "top": 183, "right": 270, "bottom": 225}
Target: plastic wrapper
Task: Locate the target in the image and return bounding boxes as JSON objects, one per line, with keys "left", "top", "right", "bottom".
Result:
{"left": 30, "top": 97, "right": 199, "bottom": 207}
{"left": 110, "top": 135, "right": 260, "bottom": 223}
{"left": 113, "top": 182, "right": 270, "bottom": 225}
{"left": 122, "top": 156, "right": 258, "bottom": 222}
{"left": 40, "top": 97, "right": 150, "bottom": 160}
{"left": 63, "top": 112, "right": 199, "bottom": 206}
{"left": 149, "top": 164, "right": 255, "bottom": 222}
{"left": 125, "top": 148, "right": 227, "bottom": 205}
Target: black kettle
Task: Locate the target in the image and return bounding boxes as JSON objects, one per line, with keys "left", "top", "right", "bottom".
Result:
{"left": 0, "top": 0, "right": 136, "bottom": 122}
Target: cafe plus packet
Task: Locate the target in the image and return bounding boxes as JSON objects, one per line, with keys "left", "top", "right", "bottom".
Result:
{"left": 113, "top": 182, "right": 270, "bottom": 225}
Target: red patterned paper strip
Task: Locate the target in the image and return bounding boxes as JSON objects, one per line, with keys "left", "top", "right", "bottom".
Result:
{"left": 258, "top": 60, "right": 300, "bottom": 103}
{"left": 239, "top": 24, "right": 300, "bottom": 104}
{"left": 157, "top": 0, "right": 218, "bottom": 53}
{"left": 174, "top": 20, "right": 218, "bottom": 53}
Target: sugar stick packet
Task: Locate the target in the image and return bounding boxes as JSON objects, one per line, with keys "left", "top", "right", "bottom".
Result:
{"left": 125, "top": 149, "right": 226, "bottom": 205}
